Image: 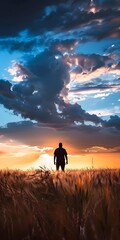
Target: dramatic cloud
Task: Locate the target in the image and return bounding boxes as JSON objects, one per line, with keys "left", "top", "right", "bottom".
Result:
{"left": 0, "top": 44, "right": 120, "bottom": 128}
{"left": 105, "top": 115, "right": 120, "bottom": 130}
{"left": 0, "top": 39, "right": 35, "bottom": 53}
{"left": 0, "top": 0, "right": 120, "bottom": 169}
{"left": 69, "top": 77, "right": 120, "bottom": 94}
{"left": 0, "top": 49, "right": 106, "bottom": 127}
{"left": 0, "top": 80, "right": 15, "bottom": 98}
{"left": 0, "top": 0, "right": 119, "bottom": 41}
{"left": 0, "top": 0, "right": 63, "bottom": 37}
{"left": 0, "top": 121, "right": 120, "bottom": 154}
{"left": 94, "top": 0, "right": 120, "bottom": 9}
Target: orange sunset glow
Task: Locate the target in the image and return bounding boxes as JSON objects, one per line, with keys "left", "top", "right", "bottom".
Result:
{"left": 0, "top": 140, "right": 120, "bottom": 170}
{"left": 0, "top": 1, "right": 120, "bottom": 240}
{"left": 0, "top": 0, "right": 120, "bottom": 171}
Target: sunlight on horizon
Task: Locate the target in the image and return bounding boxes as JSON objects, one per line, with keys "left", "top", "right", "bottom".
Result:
{"left": 21, "top": 153, "right": 120, "bottom": 171}
{"left": 0, "top": 142, "right": 120, "bottom": 171}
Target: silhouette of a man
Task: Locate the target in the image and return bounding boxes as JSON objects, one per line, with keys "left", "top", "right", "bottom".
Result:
{"left": 54, "top": 143, "right": 68, "bottom": 171}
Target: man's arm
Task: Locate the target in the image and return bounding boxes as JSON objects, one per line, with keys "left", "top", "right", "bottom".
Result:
{"left": 65, "top": 149, "right": 68, "bottom": 164}
{"left": 54, "top": 150, "right": 56, "bottom": 165}
{"left": 65, "top": 154, "right": 68, "bottom": 164}
{"left": 54, "top": 154, "right": 56, "bottom": 165}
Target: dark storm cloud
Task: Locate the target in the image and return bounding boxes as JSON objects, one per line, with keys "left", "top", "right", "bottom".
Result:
{"left": 0, "top": 0, "right": 65, "bottom": 37}
{"left": 0, "top": 40, "right": 35, "bottom": 52}
{"left": 0, "top": 121, "right": 120, "bottom": 153}
{"left": 0, "top": 0, "right": 119, "bottom": 42}
{"left": 0, "top": 121, "right": 36, "bottom": 140}
{"left": 94, "top": 0, "right": 120, "bottom": 9}
{"left": 63, "top": 9, "right": 120, "bottom": 33}
{"left": 0, "top": 1, "right": 119, "bottom": 157}
{"left": 49, "top": 39, "right": 78, "bottom": 51}
{"left": 0, "top": 80, "right": 15, "bottom": 98}
{"left": 0, "top": 0, "right": 83, "bottom": 37}
{"left": 104, "top": 115, "right": 120, "bottom": 130}
{"left": 0, "top": 48, "right": 104, "bottom": 126}
{"left": 68, "top": 53, "right": 115, "bottom": 72}
{"left": 0, "top": 121, "right": 58, "bottom": 146}
{"left": 58, "top": 101, "right": 102, "bottom": 124}
{"left": 68, "top": 51, "right": 120, "bottom": 94}
{"left": 85, "top": 19, "right": 120, "bottom": 40}
{"left": 64, "top": 125, "right": 120, "bottom": 152}
{"left": 28, "top": 7, "right": 120, "bottom": 41}
{"left": 115, "top": 63, "right": 120, "bottom": 70}
{"left": 70, "top": 80, "right": 120, "bottom": 93}
{"left": 0, "top": 46, "right": 119, "bottom": 127}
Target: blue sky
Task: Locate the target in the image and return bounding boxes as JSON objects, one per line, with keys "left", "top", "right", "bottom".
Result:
{"left": 0, "top": 0, "right": 120, "bottom": 169}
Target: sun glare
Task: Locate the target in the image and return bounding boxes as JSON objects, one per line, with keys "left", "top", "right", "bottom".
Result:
{"left": 32, "top": 154, "right": 55, "bottom": 170}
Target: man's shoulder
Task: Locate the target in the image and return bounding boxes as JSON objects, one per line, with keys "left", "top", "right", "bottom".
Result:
{"left": 54, "top": 147, "right": 67, "bottom": 153}
{"left": 54, "top": 148, "right": 59, "bottom": 153}
{"left": 62, "top": 148, "right": 67, "bottom": 153}
{"left": 55, "top": 148, "right": 59, "bottom": 151}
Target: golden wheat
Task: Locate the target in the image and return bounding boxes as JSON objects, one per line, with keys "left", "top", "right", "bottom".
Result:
{"left": 0, "top": 168, "right": 119, "bottom": 240}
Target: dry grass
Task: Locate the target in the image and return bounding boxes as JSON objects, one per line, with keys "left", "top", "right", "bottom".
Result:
{"left": 0, "top": 168, "right": 120, "bottom": 240}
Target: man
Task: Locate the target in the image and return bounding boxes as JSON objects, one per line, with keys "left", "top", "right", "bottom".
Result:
{"left": 54, "top": 143, "right": 68, "bottom": 171}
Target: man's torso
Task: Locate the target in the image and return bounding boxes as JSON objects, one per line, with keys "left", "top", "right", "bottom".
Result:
{"left": 54, "top": 148, "right": 67, "bottom": 163}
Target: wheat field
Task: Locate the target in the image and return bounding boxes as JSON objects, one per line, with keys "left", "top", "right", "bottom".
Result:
{"left": 0, "top": 168, "right": 120, "bottom": 240}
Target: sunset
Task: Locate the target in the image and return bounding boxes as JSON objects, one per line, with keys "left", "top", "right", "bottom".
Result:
{"left": 0, "top": 1, "right": 120, "bottom": 170}
{"left": 0, "top": 1, "right": 120, "bottom": 239}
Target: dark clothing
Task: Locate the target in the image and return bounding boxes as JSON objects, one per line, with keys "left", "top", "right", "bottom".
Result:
{"left": 56, "top": 161, "right": 65, "bottom": 171}
{"left": 54, "top": 147, "right": 68, "bottom": 171}
{"left": 54, "top": 147, "right": 67, "bottom": 162}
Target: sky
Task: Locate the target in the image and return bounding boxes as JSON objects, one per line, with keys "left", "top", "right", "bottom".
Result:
{"left": 0, "top": 0, "right": 120, "bottom": 170}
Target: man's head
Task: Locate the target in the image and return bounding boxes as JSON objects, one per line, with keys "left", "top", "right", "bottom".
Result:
{"left": 59, "top": 142, "right": 62, "bottom": 148}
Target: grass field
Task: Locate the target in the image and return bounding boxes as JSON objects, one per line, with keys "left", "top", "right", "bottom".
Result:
{"left": 0, "top": 168, "right": 120, "bottom": 240}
